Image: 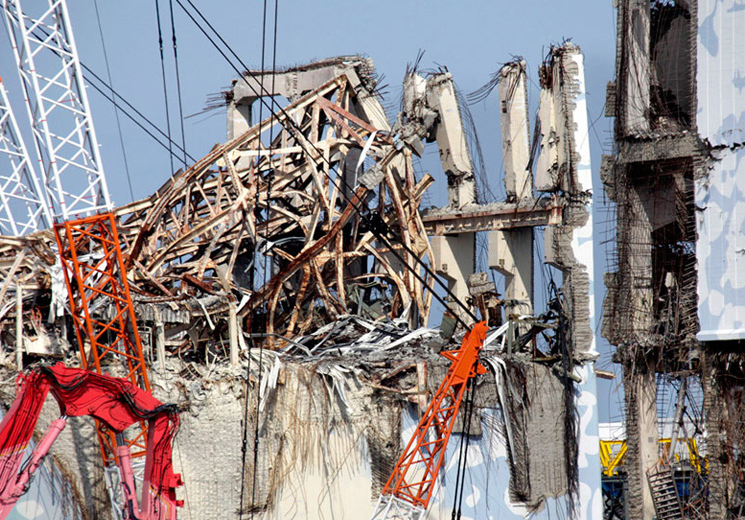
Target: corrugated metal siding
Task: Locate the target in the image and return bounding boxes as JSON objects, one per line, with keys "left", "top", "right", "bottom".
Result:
{"left": 697, "top": 0, "right": 745, "bottom": 146}
{"left": 696, "top": 0, "right": 745, "bottom": 340}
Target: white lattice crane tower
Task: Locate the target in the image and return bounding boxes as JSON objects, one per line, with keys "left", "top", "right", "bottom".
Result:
{"left": 0, "top": 76, "right": 52, "bottom": 234}
{"left": 1, "top": 0, "right": 112, "bottom": 225}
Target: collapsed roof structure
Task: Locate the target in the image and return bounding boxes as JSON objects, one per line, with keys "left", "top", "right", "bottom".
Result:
{"left": 0, "top": 44, "right": 604, "bottom": 520}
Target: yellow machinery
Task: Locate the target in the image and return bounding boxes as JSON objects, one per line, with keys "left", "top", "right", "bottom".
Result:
{"left": 600, "top": 438, "right": 706, "bottom": 477}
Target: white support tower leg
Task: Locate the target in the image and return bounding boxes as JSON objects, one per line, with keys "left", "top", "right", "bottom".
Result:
{"left": 0, "top": 78, "right": 52, "bottom": 234}
{"left": 1, "top": 0, "right": 112, "bottom": 221}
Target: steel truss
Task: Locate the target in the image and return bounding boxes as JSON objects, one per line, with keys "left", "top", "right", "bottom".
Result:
{"left": 0, "top": 78, "right": 51, "bottom": 234}
{"left": 53, "top": 213, "right": 150, "bottom": 466}
{"left": 1, "top": 0, "right": 111, "bottom": 222}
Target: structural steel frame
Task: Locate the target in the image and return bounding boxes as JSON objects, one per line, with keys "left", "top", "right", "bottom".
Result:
{"left": 0, "top": 78, "right": 51, "bottom": 235}
{"left": 54, "top": 212, "right": 149, "bottom": 464}
{"left": 1, "top": 0, "right": 111, "bottom": 221}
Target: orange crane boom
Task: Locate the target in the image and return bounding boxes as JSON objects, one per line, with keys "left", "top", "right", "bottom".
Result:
{"left": 53, "top": 214, "right": 152, "bottom": 468}
{"left": 370, "top": 321, "right": 488, "bottom": 520}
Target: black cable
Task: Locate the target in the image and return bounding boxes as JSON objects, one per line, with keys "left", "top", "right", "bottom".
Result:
{"left": 154, "top": 0, "right": 175, "bottom": 175}
{"left": 92, "top": 0, "right": 134, "bottom": 203}
{"left": 249, "top": 3, "right": 271, "bottom": 516}
{"left": 78, "top": 79, "right": 189, "bottom": 171}
{"left": 451, "top": 378, "right": 476, "bottom": 519}
{"left": 168, "top": 0, "right": 188, "bottom": 169}
{"left": 80, "top": 65, "right": 196, "bottom": 163}
{"left": 173, "top": 0, "right": 478, "bottom": 326}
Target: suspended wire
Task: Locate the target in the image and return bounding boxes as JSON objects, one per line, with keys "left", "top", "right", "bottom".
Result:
{"left": 154, "top": 0, "right": 175, "bottom": 175}
{"left": 80, "top": 64, "right": 196, "bottom": 162}
{"left": 173, "top": 0, "right": 478, "bottom": 327}
{"left": 82, "top": 74, "right": 195, "bottom": 165}
{"left": 92, "top": 0, "right": 134, "bottom": 203}
{"left": 451, "top": 378, "right": 476, "bottom": 520}
{"left": 168, "top": 0, "right": 188, "bottom": 169}
{"left": 249, "top": 0, "right": 271, "bottom": 515}
{"left": 22, "top": 24, "right": 196, "bottom": 176}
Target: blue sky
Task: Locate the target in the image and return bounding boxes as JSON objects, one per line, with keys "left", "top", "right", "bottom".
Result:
{"left": 0, "top": 0, "right": 623, "bottom": 420}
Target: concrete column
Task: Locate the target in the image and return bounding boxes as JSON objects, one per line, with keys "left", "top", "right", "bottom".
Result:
{"left": 629, "top": 186, "right": 655, "bottom": 333}
{"left": 492, "top": 61, "right": 534, "bottom": 330}
{"left": 626, "top": 365, "right": 658, "bottom": 520}
{"left": 488, "top": 229, "right": 533, "bottom": 323}
{"left": 227, "top": 100, "right": 252, "bottom": 141}
{"left": 431, "top": 234, "right": 475, "bottom": 325}
{"left": 498, "top": 61, "right": 532, "bottom": 200}
{"left": 426, "top": 74, "right": 476, "bottom": 208}
{"left": 622, "top": 0, "right": 651, "bottom": 134}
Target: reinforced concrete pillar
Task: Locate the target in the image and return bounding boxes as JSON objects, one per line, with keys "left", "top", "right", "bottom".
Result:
{"left": 426, "top": 74, "right": 476, "bottom": 208}
{"left": 492, "top": 60, "right": 534, "bottom": 327}
{"left": 498, "top": 61, "right": 532, "bottom": 200}
{"left": 431, "top": 234, "right": 475, "bottom": 325}
{"left": 626, "top": 365, "right": 658, "bottom": 520}
{"left": 488, "top": 229, "right": 533, "bottom": 322}
{"left": 227, "top": 100, "right": 252, "bottom": 140}
{"left": 621, "top": 0, "right": 651, "bottom": 134}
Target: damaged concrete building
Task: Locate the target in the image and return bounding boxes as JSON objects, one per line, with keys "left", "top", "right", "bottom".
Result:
{"left": 603, "top": 0, "right": 745, "bottom": 518}
{"left": 0, "top": 42, "right": 605, "bottom": 519}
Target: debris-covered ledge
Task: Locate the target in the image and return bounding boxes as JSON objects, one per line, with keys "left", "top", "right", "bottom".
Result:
{"left": 121, "top": 314, "right": 583, "bottom": 520}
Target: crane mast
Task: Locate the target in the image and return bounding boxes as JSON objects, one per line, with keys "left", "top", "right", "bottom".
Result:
{"left": 0, "top": 77, "right": 51, "bottom": 235}
{"left": 0, "top": 2, "right": 160, "bottom": 518}
{"left": 1, "top": 0, "right": 112, "bottom": 221}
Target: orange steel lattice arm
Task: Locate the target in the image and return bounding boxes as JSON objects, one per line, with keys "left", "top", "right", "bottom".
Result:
{"left": 53, "top": 212, "right": 150, "bottom": 465}
{"left": 381, "top": 322, "right": 488, "bottom": 510}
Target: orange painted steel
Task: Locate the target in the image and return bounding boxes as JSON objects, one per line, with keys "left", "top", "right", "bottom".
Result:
{"left": 381, "top": 321, "right": 488, "bottom": 510}
{"left": 53, "top": 212, "right": 150, "bottom": 465}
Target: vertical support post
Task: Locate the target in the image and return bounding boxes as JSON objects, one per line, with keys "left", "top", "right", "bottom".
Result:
{"left": 416, "top": 361, "right": 427, "bottom": 412}
{"left": 431, "top": 234, "right": 475, "bottom": 326}
{"left": 621, "top": 0, "right": 652, "bottom": 134}
{"left": 154, "top": 308, "right": 166, "bottom": 371}
{"left": 489, "top": 229, "right": 534, "bottom": 329}
{"left": 227, "top": 100, "right": 252, "bottom": 141}
{"left": 498, "top": 61, "right": 532, "bottom": 200}
{"left": 426, "top": 73, "right": 476, "bottom": 208}
{"left": 635, "top": 369, "right": 658, "bottom": 519}
{"left": 229, "top": 303, "right": 239, "bottom": 367}
{"left": 492, "top": 61, "right": 534, "bottom": 332}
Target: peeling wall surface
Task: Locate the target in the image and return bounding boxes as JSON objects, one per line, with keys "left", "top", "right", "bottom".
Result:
{"left": 696, "top": 0, "right": 745, "bottom": 341}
